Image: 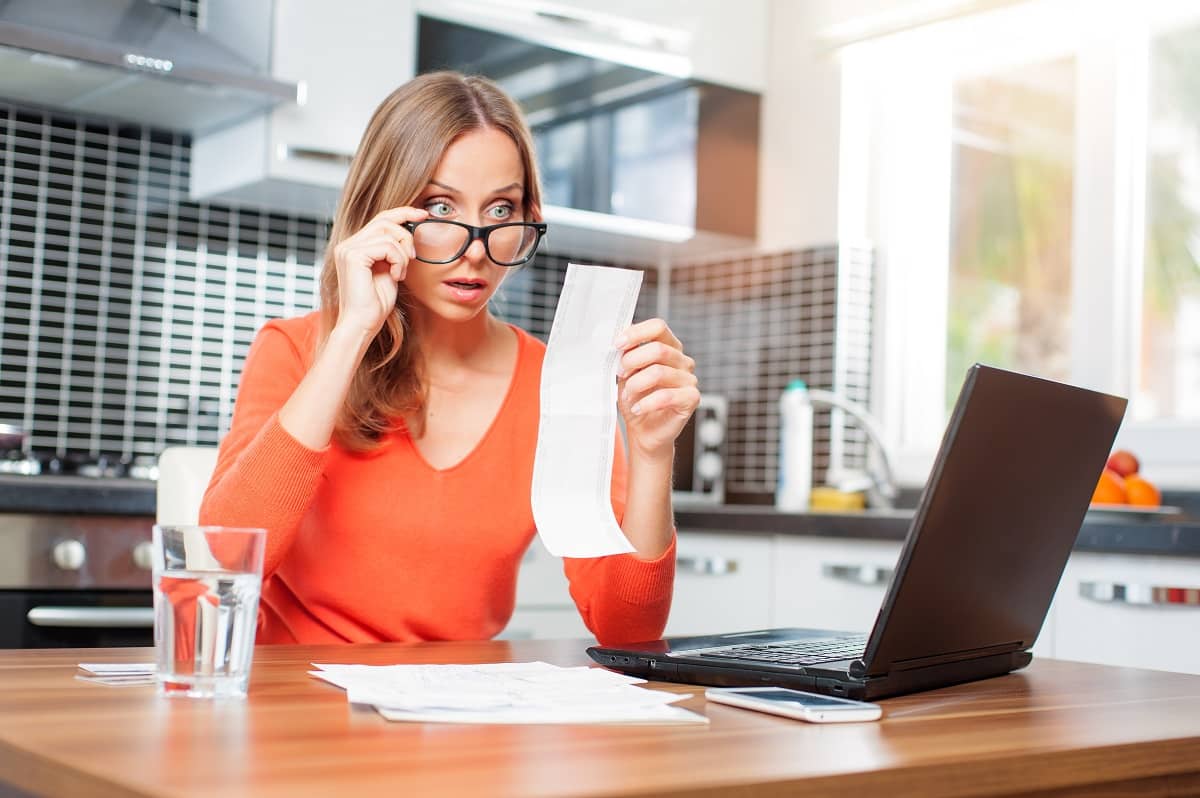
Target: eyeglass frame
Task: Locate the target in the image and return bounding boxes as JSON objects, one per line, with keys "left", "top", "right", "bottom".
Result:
{"left": 402, "top": 219, "right": 548, "bottom": 267}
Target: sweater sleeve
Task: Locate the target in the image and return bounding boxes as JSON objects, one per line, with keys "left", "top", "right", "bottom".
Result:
{"left": 562, "top": 430, "right": 677, "bottom": 646}
{"left": 198, "top": 319, "right": 329, "bottom": 577}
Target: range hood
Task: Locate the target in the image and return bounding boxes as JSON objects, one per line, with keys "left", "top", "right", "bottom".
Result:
{"left": 0, "top": 0, "right": 298, "bottom": 133}
{"left": 417, "top": 11, "right": 760, "bottom": 248}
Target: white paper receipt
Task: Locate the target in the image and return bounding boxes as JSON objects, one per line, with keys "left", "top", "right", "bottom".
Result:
{"left": 531, "top": 263, "right": 643, "bottom": 558}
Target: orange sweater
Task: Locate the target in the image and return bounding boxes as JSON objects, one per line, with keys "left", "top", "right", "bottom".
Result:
{"left": 199, "top": 312, "right": 675, "bottom": 646}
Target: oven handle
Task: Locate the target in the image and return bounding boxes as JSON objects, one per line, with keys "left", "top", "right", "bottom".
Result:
{"left": 26, "top": 606, "right": 154, "bottom": 628}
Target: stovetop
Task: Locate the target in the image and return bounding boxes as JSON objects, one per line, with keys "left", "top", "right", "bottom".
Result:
{"left": 0, "top": 451, "right": 158, "bottom": 481}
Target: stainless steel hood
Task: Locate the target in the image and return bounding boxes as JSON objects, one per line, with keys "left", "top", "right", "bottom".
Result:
{"left": 0, "top": 0, "right": 298, "bottom": 133}
{"left": 417, "top": 12, "right": 760, "bottom": 245}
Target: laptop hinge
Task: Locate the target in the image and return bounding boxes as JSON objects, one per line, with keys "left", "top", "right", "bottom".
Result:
{"left": 884, "top": 641, "right": 1025, "bottom": 673}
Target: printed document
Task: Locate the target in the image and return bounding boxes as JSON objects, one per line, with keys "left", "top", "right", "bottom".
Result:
{"left": 310, "top": 660, "right": 706, "bottom": 725}
{"left": 531, "top": 263, "right": 642, "bottom": 558}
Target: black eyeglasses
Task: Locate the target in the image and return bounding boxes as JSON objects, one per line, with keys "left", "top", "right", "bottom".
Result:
{"left": 403, "top": 220, "right": 547, "bottom": 267}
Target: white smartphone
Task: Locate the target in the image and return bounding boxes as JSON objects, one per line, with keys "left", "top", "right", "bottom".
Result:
{"left": 704, "top": 687, "right": 882, "bottom": 723}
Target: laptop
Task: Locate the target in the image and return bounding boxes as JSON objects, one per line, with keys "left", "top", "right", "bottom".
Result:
{"left": 588, "top": 364, "right": 1127, "bottom": 700}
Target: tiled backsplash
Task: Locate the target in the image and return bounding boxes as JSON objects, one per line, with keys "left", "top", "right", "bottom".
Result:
{"left": 0, "top": 98, "right": 870, "bottom": 503}
{"left": 0, "top": 104, "right": 324, "bottom": 457}
{"left": 669, "top": 247, "right": 873, "bottom": 501}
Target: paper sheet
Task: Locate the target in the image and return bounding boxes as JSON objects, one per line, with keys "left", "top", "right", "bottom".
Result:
{"left": 531, "top": 263, "right": 643, "bottom": 558}
{"left": 76, "top": 662, "right": 156, "bottom": 686}
{"left": 310, "top": 661, "right": 706, "bottom": 725}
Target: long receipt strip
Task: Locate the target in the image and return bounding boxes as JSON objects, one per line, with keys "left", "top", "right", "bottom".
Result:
{"left": 532, "top": 263, "right": 642, "bottom": 558}
{"left": 310, "top": 661, "right": 706, "bottom": 724}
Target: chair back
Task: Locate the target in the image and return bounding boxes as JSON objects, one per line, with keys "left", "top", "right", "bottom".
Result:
{"left": 156, "top": 446, "right": 219, "bottom": 525}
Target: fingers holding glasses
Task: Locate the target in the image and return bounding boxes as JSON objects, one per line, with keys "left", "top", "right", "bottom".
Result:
{"left": 332, "top": 207, "right": 428, "bottom": 337}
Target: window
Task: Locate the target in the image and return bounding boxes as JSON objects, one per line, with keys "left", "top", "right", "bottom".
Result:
{"left": 1141, "top": 21, "right": 1200, "bottom": 422}
{"left": 840, "top": 0, "right": 1200, "bottom": 485}
{"left": 948, "top": 58, "right": 1076, "bottom": 409}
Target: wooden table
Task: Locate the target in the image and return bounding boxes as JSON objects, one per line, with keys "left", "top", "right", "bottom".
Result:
{"left": 2, "top": 640, "right": 1200, "bottom": 797}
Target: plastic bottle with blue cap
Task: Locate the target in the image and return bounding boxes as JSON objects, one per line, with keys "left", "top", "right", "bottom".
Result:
{"left": 776, "top": 379, "right": 813, "bottom": 512}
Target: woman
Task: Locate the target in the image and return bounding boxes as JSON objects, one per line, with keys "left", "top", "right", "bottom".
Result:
{"left": 199, "top": 72, "right": 699, "bottom": 646}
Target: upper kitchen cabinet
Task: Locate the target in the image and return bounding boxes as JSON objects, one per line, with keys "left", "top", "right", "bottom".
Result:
{"left": 190, "top": 0, "right": 416, "bottom": 218}
{"left": 416, "top": 1, "right": 763, "bottom": 259}
{"left": 411, "top": 0, "right": 769, "bottom": 104}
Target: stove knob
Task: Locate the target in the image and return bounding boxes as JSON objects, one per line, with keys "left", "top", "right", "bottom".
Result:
{"left": 696, "top": 451, "right": 724, "bottom": 481}
{"left": 698, "top": 417, "right": 725, "bottom": 447}
{"left": 132, "top": 540, "right": 155, "bottom": 571}
{"left": 52, "top": 539, "right": 87, "bottom": 571}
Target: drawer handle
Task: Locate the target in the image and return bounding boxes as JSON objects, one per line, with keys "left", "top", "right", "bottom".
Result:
{"left": 676, "top": 556, "right": 738, "bottom": 576}
{"left": 1079, "top": 581, "right": 1200, "bottom": 607}
{"left": 822, "top": 563, "right": 893, "bottom": 586}
{"left": 27, "top": 606, "right": 155, "bottom": 628}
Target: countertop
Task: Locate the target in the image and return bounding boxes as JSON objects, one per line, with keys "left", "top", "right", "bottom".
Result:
{"left": 3, "top": 474, "right": 1200, "bottom": 557}
{"left": 0, "top": 474, "right": 156, "bottom": 515}
{"left": 676, "top": 502, "right": 1200, "bottom": 557}
{"left": 2, "top": 641, "right": 1200, "bottom": 797}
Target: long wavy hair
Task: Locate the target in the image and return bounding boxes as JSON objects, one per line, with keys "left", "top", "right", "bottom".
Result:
{"left": 320, "top": 72, "right": 543, "bottom": 452}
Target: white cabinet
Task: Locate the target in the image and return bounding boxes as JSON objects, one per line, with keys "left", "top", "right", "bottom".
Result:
{"left": 771, "top": 536, "right": 902, "bottom": 634}
{"left": 666, "top": 532, "right": 774, "bottom": 636}
{"left": 191, "top": 0, "right": 416, "bottom": 217}
{"left": 418, "top": 0, "right": 768, "bottom": 92}
{"left": 1049, "top": 552, "right": 1200, "bottom": 674}
{"left": 501, "top": 532, "right": 775, "bottom": 640}
{"left": 498, "top": 538, "right": 590, "bottom": 640}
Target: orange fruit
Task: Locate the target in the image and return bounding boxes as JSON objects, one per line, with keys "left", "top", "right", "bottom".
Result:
{"left": 1125, "top": 474, "right": 1161, "bottom": 507}
{"left": 1091, "top": 468, "right": 1127, "bottom": 504}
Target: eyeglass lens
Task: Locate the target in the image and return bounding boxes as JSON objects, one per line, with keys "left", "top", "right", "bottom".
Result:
{"left": 411, "top": 222, "right": 540, "bottom": 266}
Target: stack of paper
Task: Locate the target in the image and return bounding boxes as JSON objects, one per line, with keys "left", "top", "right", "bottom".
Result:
{"left": 310, "top": 661, "right": 708, "bottom": 725}
{"left": 76, "top": 662, "right": 155, "bottom": 687}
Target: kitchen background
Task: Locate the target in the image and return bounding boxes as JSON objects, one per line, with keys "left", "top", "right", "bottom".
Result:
{"left": 2, "top": 0, "right": 1200, "bottom": 668}
{"left": 0, "top": 0, "right": 873, "bottom": 502}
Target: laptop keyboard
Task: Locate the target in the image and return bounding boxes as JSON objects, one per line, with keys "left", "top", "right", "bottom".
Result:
{"left": 696, "top": 635, "right": 867, "bottom": 666}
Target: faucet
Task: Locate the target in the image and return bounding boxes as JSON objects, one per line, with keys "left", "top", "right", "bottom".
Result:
{"left": 806, "top": 389, "right": 898, "bottom": 509}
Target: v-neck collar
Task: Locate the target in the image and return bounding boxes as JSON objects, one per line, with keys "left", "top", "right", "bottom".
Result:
{"left": 401, "top": 324, "right": 526, "bottom": 474}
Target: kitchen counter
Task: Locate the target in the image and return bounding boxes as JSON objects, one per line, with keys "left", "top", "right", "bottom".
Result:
{"left": 3, "top": 475, "right": 1199, "bottom": 558}
{"left": 2, "top": 641, "right": 1200, "bottom": 797}
{"left": 0, "top": 474, "right": 155, "bottom": 515}
{"left": 676, "top": 503, "right": 1200, "bottom": 557}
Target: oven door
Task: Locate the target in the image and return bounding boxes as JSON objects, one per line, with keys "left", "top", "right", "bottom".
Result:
{"left": 0, "top": 590, "right": 153, "bottom": 648}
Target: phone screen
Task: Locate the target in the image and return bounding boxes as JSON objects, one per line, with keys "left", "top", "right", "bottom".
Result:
{"left": 745, "top": 690, "right": 861, "bottom": 707}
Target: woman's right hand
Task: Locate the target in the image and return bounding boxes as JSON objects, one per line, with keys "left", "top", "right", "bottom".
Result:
{"left": 331, "top": 207, "right": 429, "bottom": 339}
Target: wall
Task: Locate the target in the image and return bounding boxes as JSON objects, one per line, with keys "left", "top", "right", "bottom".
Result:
{"left": 0, "top": 103, "right": 655, "bottom": 460}
{"left": 669, "top": 246, "right": 874, "bottom": 501}
{"left": 757, "top": 0, "right": 984, "bottom": 250}
{"left": 0, "top": 102, "right": 323, "bottom": 458}
{"left": 0, "top": 87, "right": 869, "bottom": 499}
{"left": 0, "top": 0, "right": 876, "bottom": 503}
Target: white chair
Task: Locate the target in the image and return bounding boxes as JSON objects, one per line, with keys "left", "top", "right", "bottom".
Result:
{"left": 156, "top": 446, "right": 220, "bottom": 525}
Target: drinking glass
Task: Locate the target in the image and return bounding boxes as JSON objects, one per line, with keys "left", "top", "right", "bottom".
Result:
{"left": 151, "top": 525, "right": 266, "bottom": 698}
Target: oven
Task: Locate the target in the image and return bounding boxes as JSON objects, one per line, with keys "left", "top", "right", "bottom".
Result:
{"left": 0, "top": 513, "right": 154, "bottom": 648}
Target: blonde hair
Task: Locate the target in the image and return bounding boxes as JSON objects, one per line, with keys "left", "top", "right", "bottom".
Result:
{"left": 320, "top": 71, "right": 542, "bottom": 451}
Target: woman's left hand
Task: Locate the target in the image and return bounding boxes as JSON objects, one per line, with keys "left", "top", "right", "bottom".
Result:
{"left": 615, "top": 318, "right": 700, "bottom": 462}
